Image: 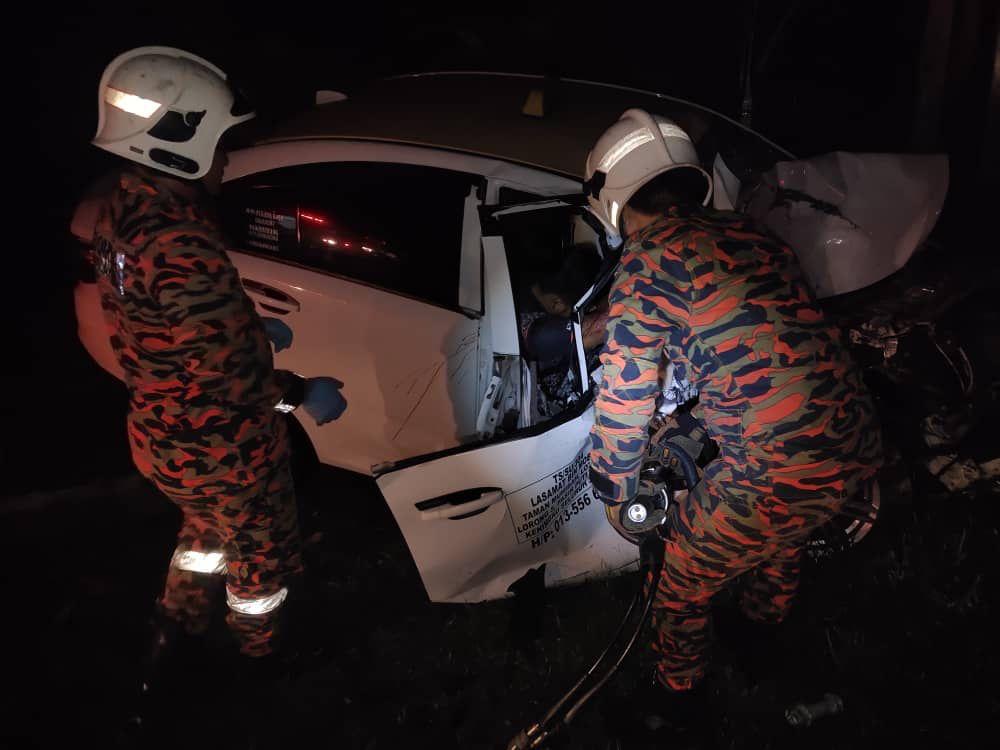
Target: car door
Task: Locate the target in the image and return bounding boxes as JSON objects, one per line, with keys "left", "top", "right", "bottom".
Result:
{"left": 374, "top": 200, "right": 637, "bottom": 604}
{"left": 220, "top": 161, "right": 485, "bottom": 476}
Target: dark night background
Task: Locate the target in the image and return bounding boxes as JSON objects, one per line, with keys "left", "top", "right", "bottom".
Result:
{"left": 3, "top": 2, "right": 999, "bottom": 749}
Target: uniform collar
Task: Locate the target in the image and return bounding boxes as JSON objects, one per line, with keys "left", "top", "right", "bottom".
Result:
{"left": 119, "top": 165, "right": 206, "bottom": 206}
{"left": 625, "top": 205, "right": 704, "bottom": 247}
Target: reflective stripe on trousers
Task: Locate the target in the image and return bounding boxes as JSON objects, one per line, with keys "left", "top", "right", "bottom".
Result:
{"left": 225, "top": 587, "right": 289, "bottom": 616}
{"left": 167, "top": 546, "right": 289, "bottom": 619}
{"left": 169, "top": 547, "right": 227, "bottom": 575}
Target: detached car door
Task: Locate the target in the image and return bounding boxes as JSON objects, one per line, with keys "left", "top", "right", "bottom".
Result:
{"left": 375, "top": 200, "right": 637, "bottom": 604}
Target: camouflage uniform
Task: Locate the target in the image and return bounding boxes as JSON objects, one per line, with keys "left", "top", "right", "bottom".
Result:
{"left": 88, "top": 167, "right": 303, "bottom": 656}
{"left": 590, "top": 206, "right": 882, "bottom": 690}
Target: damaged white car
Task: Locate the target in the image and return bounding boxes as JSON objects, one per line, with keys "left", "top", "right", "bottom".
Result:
{"left": 73, "top": 72, "right": 947, "bottom": 604}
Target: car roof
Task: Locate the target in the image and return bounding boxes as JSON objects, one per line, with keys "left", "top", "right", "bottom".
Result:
{"left": 261, "top": 72, "right": 790, "bottom": 179}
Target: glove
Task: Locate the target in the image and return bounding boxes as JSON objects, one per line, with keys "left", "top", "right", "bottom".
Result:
{"left": 589, "top": 465, "right": 622, "bottom": 505}
{"left": 302, "top": 377, "right": 347, "bottom": 425}
{"left": 261, "top": 317, "right": 294, "bottom": 352}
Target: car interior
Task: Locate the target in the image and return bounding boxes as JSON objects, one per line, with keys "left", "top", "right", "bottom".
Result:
{"left": 475, "top": 203, "right": 614, "bottom": 441}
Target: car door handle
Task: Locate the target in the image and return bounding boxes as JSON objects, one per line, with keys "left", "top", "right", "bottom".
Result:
{"left": 415, "top": 487, "right": 505, "bottom": 521}
{"left": 242, "top": 278, "right": 301, "bottom": 315}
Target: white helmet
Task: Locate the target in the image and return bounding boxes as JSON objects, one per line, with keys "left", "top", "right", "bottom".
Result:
{"left": 584, "top": 109, "right": 713, "bottom": 236}
{"left": 93, "top": 46, "right": 255, "bottom": 180}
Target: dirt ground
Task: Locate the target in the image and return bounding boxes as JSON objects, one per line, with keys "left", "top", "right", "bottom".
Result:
{"left": 3, "top": 455, "right": 998, "bottom": 749}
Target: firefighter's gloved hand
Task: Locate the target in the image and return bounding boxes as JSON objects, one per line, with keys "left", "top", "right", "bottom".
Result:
{"left": 590, "top": 465, "right": 622, "bottom": 506}
{"left": 261, "top": 317, "right": 294, "bottom": 352}
{"left": 303, "top": 377, "right": 347, "bottom": 425}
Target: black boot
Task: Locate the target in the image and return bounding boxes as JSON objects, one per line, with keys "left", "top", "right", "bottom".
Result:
{"left": 713, "top": 608, "right": 791, "bottom": 687}
{"left": 230, "top": 609, "right": 329, "bottom": 687}
{"left": 116, "top": 604, "right": 199, "bottom": 747}
{"left": 605, "top": 677, "right": 712, "bottom": 747}
{"left": 218, "top": 649, "right": 301, "bottom": 749}
{"left": 269, "top": 581, "right": 336, "bottom": 676}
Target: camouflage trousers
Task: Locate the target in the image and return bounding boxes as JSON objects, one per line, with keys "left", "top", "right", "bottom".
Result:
{"left": 157, "top": 455, "right": 303, "bottom": 657}
{"left": 647, "top": 470, "right": 849, "bottom": 691}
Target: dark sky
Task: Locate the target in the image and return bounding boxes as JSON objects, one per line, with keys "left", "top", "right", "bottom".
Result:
{"left": 19, "top": 1, "right": 998, "bottom": 238}
{"left": 29, "top": 2, "right": 937, "bottom": 149}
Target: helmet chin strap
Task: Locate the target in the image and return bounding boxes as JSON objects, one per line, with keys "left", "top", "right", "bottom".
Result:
{"left": 582, "top": 170, "right": 606, "bottom": 198}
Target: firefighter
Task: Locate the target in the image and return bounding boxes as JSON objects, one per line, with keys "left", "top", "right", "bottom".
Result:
{"left": 72, "top": 46, "right": 348, "bottom": 712}
{"left": 584, "top": 109, "right": 882, "bottom": 737}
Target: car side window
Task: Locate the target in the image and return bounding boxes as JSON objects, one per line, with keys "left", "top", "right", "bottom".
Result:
{"left": 221, "top": 162, "right": 477, "bottom": 309}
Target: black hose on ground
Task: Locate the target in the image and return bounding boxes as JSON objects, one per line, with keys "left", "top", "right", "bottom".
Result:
{"left": 506, "top": 536, "right": 666, "bottom": 750}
